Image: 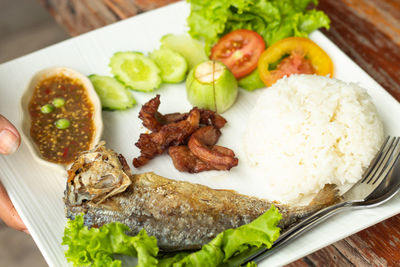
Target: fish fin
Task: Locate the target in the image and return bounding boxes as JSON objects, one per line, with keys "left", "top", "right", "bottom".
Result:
{"left": 309, "top": 184, "right": 341, "bottom": 207}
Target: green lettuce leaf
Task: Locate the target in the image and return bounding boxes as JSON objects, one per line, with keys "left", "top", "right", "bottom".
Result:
{"left": 238, "top": 68, "right": 265, "bottom": 91}
{"left": 63, "top": 206, "right": 281, "bottom": 267}
{"left": 168, "top": 205, "right": 282, "bottom": 266}
{"left": 187, "top": 0, "right": 330, "bottom": 52}
{"left": 62, "top": 215, "right": 158, "bottom": 267}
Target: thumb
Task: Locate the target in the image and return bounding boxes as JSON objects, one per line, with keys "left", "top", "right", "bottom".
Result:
{"left": 0, "top": 182, "right": 27, "bottom": 233}
{"left": 0, "top": 115, "right": 20, "bottom": 155}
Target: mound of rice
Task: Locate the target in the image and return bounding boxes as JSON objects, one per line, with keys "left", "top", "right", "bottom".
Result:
{"left": 243, "top": 74, "right": 384, "bottom": 204}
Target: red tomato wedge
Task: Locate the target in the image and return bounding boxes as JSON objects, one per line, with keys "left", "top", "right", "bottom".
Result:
{"left": 210, "top": 29, "right": 265, "bottom": 79}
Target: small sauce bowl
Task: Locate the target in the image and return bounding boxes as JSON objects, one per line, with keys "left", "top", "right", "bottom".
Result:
{"left": 20, "top": 67, "right": 103, "bottom": 171}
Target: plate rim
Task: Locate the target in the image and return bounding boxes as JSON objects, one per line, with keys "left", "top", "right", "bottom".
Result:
{"left": 0, "top": 2, "right": 399, "bottom": 266}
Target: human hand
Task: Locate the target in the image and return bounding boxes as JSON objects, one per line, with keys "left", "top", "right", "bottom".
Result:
{"left": 0, "top": 114, "right": 28, "bottom": 233}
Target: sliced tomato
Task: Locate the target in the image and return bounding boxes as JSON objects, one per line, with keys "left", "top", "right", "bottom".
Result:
{"left": 258, "top": 37, "right": 334, "bottom": 87}
{"left": 210, "top": 29, "right": 265, "bottom": 79}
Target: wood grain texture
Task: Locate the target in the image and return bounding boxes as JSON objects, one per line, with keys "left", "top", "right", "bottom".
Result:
{"left": 318, "top": 0, "right": 400, "bottom": 102}
{"left": 343, "top": 0, "right": 400, "bottom": 45}
{"left": 38, "top": 0, "right": 400, "bottom": 266}
{"left": 289, "top": 215, "right": 400, "bottom": 266}
{"left": 38, "top": 0, "right": 179, "bottom": 36}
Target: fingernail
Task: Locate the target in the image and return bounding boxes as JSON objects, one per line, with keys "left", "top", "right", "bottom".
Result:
{"left": 23, "top": 229, "right": 30, "bottom": 235}
{"left": 0, "top": 129, "right": 19, "bottom": 155}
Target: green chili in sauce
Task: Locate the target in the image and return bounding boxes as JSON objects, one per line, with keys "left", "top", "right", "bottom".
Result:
{"left": 28, "top": 75, "right": 95, "bottom": 164}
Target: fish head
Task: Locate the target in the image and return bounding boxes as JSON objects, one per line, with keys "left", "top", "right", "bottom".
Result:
{"left": 65, "top": 141, "right": 132, "bottom": 206}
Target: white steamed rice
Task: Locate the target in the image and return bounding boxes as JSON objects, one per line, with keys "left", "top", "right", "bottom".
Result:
{"left": 243, "top": 74, "right": 384, "bottom": 204}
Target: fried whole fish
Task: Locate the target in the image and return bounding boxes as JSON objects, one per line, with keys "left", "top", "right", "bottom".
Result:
{"left": 65, "top": 143, "right": 339, "bottom": 252}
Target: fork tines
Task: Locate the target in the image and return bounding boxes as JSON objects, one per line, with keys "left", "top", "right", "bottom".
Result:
{"left": 361, "top": 136, "right": 400, "bottom": 185}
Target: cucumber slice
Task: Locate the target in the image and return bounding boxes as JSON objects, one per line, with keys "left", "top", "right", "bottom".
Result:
{"left": 149, "top": 48, "right": 188, "bottom": 83}
{"left": 160, "top": 34, "right": 208, "bottom": 69}
{"left": 109, "top": 52, "right": 161, "bottom": 92}
{"left": 89, "top": 75, "right": 136, "bottom": 110}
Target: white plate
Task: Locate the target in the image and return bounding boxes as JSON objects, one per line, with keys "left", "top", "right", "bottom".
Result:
{"left": 0, "top": 2, "right": 399, "bottom": 266}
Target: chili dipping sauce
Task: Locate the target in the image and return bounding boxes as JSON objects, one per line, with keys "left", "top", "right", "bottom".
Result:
{"left": 28, "top": 75, "right": 95, "bottom": 164}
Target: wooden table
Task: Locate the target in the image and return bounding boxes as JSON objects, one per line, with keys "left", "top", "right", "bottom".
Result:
{"left": 39, "top": 0, "right": 400, "bottom": 265}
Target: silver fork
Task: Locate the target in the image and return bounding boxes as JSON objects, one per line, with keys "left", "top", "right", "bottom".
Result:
{"left": 236, "top": 136, "right": 400, "bottom": 265}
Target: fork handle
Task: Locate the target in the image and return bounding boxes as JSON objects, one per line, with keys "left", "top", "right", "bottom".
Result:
{"left": 248, "top": 201, "right": 350, "bottom": 264}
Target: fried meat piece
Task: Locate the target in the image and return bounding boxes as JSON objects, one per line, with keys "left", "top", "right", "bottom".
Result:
{"left": 191, "top": 125, "right": 221, "bottom": 146}
{"left": 188, "top": 126, "right": 238, "bottom": 170}
{"left": 198, "top": 109, "right": 227, "bottom": 129}
{"left": 135, "top": 96, "right": 234, "bottom": 171}
{"left": 138, "top": 95, "right": 227, "bottom": 131}
{"left": 168, "top": 146, "right": 216, "bottom": 173}
{"left": 170, "top": 110, "right": 227, "bottom": 129}
{"left": 133, "top": 108, "right": 200, "bottom": 168}
{"left": 138, "top": 94, "right": 164, "bottom": 132}
{"left": 168, "top": 126, "right": 222, "bottom": 173}
{"left": 162, "top": 112, "right": 188, "bottom": 125}
{"left": 160, "top": 109, "right": 226, "bottom": 129}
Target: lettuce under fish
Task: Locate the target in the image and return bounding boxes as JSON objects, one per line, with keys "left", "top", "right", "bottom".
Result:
{"left": 62, "top": 206, "right": 282, "bottom": 267}
{"left": 62, "top": 215, "right": 158, "bottom": 267}
{"left": 160, "top": 205, "right": 282, "bottom": 266}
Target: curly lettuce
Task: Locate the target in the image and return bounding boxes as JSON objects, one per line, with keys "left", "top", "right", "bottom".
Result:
{"left": 62, "top": 205, "right": 282, "bottom": 267}
{"left": 161, "top": 205, "right": 282, "bottom": 266}
{"left": 187, "top": 0, "right": 330, "bottom": 52}
{"left": 62, "top": 215, "right": 158, "bottom": 267}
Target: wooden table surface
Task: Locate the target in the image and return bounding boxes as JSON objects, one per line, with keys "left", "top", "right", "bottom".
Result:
{"left": 39, "top": 0, "right": 400, "bottom": 265}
